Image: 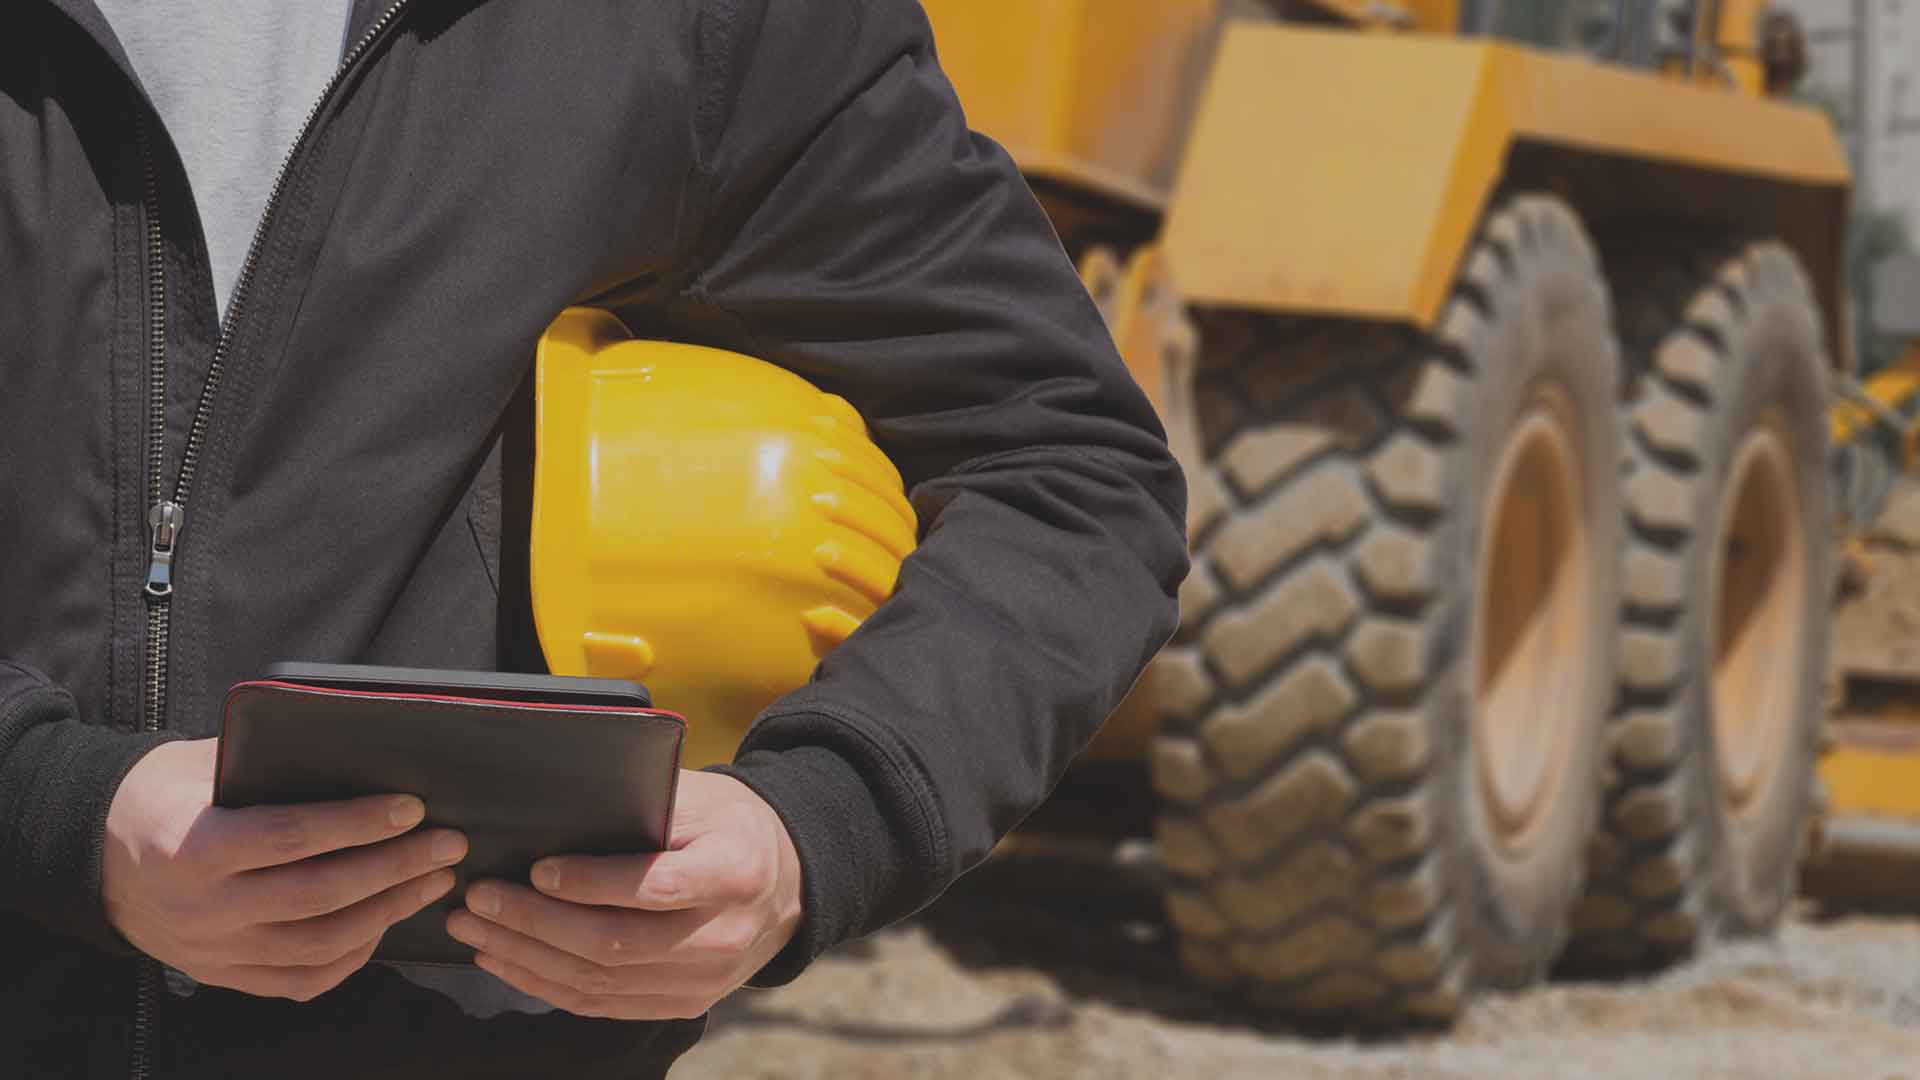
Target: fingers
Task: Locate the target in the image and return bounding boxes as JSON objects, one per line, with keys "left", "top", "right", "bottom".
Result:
{"left": 237, "top": 868, "right": 456, "bottom": 968}
{"left": 241, "top": 828, "right": 466, "bottom": 922}
{"left": 213, "top": 794, "right": 429, "bottom": 872}
{"left": 461, "top": 881, "right": 711, "bottom": 966}
{"left": 209, "top": 939, "right": 381, "bottom": 1003}
{"left": 530, "top": 843, "right": 768, "bottom": 913}
{"left": 447, "top": 910, "right": 710, "bottom": 996}
{"left": 471, "top": 952, "right": 710, "bottom": 1021}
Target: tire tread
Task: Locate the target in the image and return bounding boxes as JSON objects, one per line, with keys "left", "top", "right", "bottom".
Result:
{"left": 1147, "top": 195, "right": 1616, "bottom": 1023}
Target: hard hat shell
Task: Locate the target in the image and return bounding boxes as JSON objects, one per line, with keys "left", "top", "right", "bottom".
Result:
{"left": 532, "top": 307, "right": 917, "bottom": 767}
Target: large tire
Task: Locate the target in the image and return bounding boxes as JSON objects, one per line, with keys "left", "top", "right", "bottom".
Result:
{"left": 1147, "top": 195, "right": 1621, "bottom": 1023}
{"left": 1564, "top": 241, "right": 1831, "bottom": 971}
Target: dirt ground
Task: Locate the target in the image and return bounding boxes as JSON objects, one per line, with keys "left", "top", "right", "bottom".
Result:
{"left": 675, "top": 487, "right": 1920, "bottom": 1080}
{"left": 675, "top": 849, "right": 1920, "bottom": 1080}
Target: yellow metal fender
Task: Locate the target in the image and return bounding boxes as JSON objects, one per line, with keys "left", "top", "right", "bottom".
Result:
{"left": 916, "top": 1, "right": 1465, "bottom": 209}
{"left": 531, "top": 308, "right": 918, "bottom": 768}
{"left": 1161, "top": 24, "right": 1852, "bottom": 354}
{"left": 919, "top": 0, "right": 1217, "bottom": 209}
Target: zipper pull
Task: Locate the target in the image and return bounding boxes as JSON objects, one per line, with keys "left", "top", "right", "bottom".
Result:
{"left": 145, "top": 501, "right": 184, "bottom": 598}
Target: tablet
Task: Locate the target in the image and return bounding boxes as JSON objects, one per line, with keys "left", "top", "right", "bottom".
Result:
{"left": 215, "top": 663, "right": 684, "bottom": 965}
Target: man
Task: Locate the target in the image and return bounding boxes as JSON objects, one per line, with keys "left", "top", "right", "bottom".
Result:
{"left": 0, "top": 1, "right": 1186, "bottom": 1076}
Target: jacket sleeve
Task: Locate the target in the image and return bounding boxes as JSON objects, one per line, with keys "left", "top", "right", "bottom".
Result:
{"left": 0, "top": 660, "right": 179, "bottom": 952}
{"left": 626, "top": 0, "right": 1189, "bottom": 984}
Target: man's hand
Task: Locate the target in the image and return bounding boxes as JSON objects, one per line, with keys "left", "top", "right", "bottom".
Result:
{"left": 102, "top": 738, "right": 467, "bottom": 1001}
{"left": 447, "top": 770, "right": 802, "bottom": 1020}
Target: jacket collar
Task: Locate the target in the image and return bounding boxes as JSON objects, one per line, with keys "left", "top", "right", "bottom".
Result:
{"left": 346, "top": 0, "right": 390, "bottom": 48}
{"left": 38, "top": 1, "right": 145, "bottom": 98}
{"left": 42, "top": 0, "right": 396, "bottom": 94}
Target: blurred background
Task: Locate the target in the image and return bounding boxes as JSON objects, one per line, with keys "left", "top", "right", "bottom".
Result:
{"left": 673, "top": 3, "right": 1920, "bottom": 1076}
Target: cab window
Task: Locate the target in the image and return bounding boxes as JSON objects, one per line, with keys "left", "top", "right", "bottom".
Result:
{"left": 1469, "top": 0, "right": 1659, "bottom": 66}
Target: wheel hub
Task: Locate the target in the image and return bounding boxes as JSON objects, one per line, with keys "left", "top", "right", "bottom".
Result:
{"left": 1711, "top": 419, "right": 1805, "bottom": 820}
{"left": 1473, "top": 390, "right": 1590, "bottom": 854}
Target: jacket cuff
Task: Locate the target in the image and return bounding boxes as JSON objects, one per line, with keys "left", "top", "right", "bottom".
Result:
{"left": 0, "top": 679, "right": 183, "bottom": 955}
{"left": 710, "top": 739, "right": 914, "bottom": 987}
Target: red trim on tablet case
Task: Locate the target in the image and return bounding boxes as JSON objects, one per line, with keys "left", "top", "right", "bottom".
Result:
{"left": 232, "top": 679, "right": 686, "bottom": 722}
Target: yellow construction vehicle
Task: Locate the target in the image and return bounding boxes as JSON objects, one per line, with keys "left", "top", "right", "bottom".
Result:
{"left": 1811, "top": 288, "right": 1920, "bottom": 908}
{"left": 914, "top": 0, "right": 1850, "bottom": 1022}
{"left": 532, "top": 0, "right": 1855, "bottom": 1027}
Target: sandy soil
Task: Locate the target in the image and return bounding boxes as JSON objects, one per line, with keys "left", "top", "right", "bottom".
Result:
{"left": 675, "top": 852, "right": 1920, "bottom": 1080}
{"left": 674, "top": 485, "right": 1920, "bottom": 1080}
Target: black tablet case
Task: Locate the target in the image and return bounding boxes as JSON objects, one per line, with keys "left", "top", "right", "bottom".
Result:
{"left": 215, "top": 671, "right": 684, "bottom": 965}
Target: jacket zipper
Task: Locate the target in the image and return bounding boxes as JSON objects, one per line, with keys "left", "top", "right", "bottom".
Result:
{"left": 131, "top": 116, "right": 165, "bottom": 1080}
{"left": 128, "top": 4, "right": 414, "bottom": 1076}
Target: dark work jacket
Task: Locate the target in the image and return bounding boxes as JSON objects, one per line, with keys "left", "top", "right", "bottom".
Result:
{"left": 0, "top": 0, "right": 1187, "bottom": 1076}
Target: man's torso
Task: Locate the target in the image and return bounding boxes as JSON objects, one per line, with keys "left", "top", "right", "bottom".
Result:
{"left": 3, "top": 2, "right": 720, "bottom": 1074}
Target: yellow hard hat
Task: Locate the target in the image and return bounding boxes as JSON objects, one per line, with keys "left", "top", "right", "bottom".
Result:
{"left": 529, "top": 308, "right": 918, "bottom": 768}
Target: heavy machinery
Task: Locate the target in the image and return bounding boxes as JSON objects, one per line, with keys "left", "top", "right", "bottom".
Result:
{"left": 913, "top": 0, "right": 1849, "bottom": 1023}
{"left": 1807, "top": 257, "right": 1920, "bottom": 909}
{"left": 531, "top": 0, "right": 1855, "bottom": 1027}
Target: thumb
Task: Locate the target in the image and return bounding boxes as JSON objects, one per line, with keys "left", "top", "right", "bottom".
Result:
{"left": 534, "top": 835, "right": 763, "bottom": 912}
{"left": 659, "top": 769, "right": 757, "bottom": 849}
